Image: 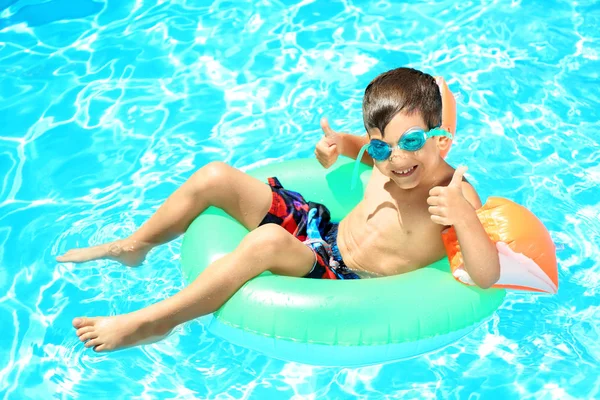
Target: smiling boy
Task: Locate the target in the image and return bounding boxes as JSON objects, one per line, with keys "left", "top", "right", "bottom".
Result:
{"left": 57, "top": 67, "right": 500, "bottom": 352}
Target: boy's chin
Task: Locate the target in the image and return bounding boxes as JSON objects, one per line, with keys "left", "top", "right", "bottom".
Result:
{"left": 389, "top": 174, "right": 420, "bottom": 190}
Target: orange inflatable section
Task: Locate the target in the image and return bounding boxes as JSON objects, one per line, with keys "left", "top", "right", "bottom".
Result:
{"left": 442, "top": 197, "right": 558, "bottom": 293}
{"left": 436, "top": 77, "right": 457, "bottom": 158}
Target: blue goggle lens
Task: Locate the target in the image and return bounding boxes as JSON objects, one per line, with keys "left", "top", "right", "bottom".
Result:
{"left": 367, "top": 140, "right": 391, "bottom": 161}
{"left": 401, "top": 130, "right": 427, "bottom": 151}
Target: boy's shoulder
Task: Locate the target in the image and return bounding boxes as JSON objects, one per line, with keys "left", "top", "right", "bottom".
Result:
{"left": 460, "top": 180, "right": 482, "bottom": 209}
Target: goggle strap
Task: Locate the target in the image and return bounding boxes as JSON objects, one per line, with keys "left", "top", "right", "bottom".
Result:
{"left": 351, "top": 143, "right": 371, "bottom": 191}
{"left": 427, "top": 128, "right": 453, "bottom": 139}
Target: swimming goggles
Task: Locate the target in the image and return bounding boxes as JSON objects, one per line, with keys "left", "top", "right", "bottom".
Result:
{"left": 361, "top": 127, "right": 452, "bottom": 162}
{"left": 351, "top": 127, "right": 452, "bottom": 189}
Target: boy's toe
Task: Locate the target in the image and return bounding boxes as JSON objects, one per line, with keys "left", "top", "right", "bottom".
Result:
{"left": 72, "top": 317, "right": 94, "bottom": 328}
{"left": 80, "top": 332, "right": 98, "bottom": 342}
{"left": 93, "top": 344, "right": 107, "bottom": 352}
{"left": 76, "top": 326, "right": 94, "bottom": 336}
{"left": 85, "top": 338, "right": 102, "bottom": 348}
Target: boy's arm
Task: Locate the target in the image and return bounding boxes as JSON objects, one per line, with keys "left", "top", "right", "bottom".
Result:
{"left": 339, "top": 133, "right": 373, "bottom": 166}
{"left": 451, "top": 183, "right": 501, "bottom": 289}
{"left": 428, "top": 167, "right": 501, "bottom": 289}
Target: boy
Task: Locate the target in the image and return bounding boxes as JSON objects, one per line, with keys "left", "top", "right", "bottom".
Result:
{"left": 57, "top": 67, "right": 500, "bottom": 352}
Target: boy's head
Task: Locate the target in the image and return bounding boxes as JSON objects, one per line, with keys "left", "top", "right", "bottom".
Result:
{"left": 363, "top": 67, "right": 442, "bottom": 134}
{"left": 362, "top": 67, "right": 451, "bottom": 189}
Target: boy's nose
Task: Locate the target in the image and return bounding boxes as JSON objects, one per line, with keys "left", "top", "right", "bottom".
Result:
{"left": 389, "top": 148, "right": 410, "bottom": 161}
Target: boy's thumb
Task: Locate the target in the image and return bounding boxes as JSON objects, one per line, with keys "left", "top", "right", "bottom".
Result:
{"left": 449, "top": 165, "right": 468, "bottom": 187}
{"left": 320, "top": 117, "right": 336, "bottom": 138}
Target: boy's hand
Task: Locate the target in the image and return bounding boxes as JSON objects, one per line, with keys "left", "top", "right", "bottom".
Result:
{"left": 428, "top": 166, "right": 473, "bottom": 226}
{"left": 315, "top": 117, "right": 344, "bottom": 169}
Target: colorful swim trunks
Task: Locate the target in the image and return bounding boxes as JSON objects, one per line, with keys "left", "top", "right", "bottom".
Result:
{"left": 258, "top": 177, "right": 360, "bottom": 280}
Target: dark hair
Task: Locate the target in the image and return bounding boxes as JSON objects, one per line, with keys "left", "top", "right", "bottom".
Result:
{"left": 362, "top": 67, "right": 442, "bottom": 136}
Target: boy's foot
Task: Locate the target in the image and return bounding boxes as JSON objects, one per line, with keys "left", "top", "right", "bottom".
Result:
{"left": 56, "top": 239, "right": 151, "bottom": 267}
{"left": 73, "top": 314, "right": 171, "bottom": 352}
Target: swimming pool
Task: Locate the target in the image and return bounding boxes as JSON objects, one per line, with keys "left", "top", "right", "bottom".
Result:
{"left": 1, "top": 0, "right": 599, "bottom": 398}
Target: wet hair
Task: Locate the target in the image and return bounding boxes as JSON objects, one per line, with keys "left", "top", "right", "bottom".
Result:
{"left": 362, "top": 67, "right": 442, "bottom": 136}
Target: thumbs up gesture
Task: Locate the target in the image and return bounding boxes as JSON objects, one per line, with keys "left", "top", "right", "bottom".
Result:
{"left": 315, "top": 117, "right": 344, "bottom": 169}
{"left": 428, "top": 166, "right": 472, "bottom": 226}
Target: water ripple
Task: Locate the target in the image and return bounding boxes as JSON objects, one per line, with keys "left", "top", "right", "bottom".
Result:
{"left": 0, "top": 0, "right": 599, "bottom": 398}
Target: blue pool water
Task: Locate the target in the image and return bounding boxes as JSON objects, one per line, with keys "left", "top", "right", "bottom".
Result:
{"left": 1, "top": 0, "right": 599, "bottom": 398}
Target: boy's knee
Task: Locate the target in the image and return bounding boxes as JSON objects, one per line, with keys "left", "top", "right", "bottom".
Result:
{"left": 193, "top": 161, "right": 231, "bottom": 190}
{"left": 242, "top": 224, "right": 294, "bottom": 261}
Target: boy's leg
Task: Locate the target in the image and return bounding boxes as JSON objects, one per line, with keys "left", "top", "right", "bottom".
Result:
{"left": 73, "top": 224, "right": 316, "bottom": 352}
{"left": 56, "top": 161, "right": 273, "bottom": 266}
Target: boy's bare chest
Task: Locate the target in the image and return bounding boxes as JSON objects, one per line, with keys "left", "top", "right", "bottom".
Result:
{"left": 363, "top": 183, "right": 430, "bottom": 227}
{"left": 361, "top": 192, "right": 436, "bottom": 245}
{"left": 341, "top": 190, "right": 446, "bottom": 275}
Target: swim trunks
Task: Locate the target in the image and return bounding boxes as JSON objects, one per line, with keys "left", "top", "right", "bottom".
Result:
{"left": 258, "top": 177, "right": 360, "bottom": 280}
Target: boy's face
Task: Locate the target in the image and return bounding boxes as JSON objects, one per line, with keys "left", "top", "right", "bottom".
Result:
{"left": 368, "top": 111, "right": 446, "bottom": 190}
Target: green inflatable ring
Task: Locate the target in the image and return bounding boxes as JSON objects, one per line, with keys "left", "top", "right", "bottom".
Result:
{"left": 181, "top": 158, "right": 506, "bottom": 366}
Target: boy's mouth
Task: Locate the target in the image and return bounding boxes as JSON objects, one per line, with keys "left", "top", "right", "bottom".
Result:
{"left": 392, "top": 165, "right": 417, "bottom": 177}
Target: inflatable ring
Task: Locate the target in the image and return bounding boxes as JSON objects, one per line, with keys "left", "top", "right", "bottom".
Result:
{"left": 181, "top": 158, "right": 507, "bottom": 366}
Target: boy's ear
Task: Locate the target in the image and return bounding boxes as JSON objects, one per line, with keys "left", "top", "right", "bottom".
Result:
{"left": 437, "top": 136, "right": 452, "bottom": 154}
